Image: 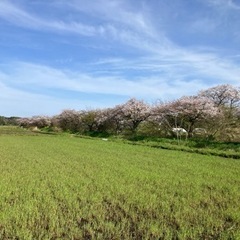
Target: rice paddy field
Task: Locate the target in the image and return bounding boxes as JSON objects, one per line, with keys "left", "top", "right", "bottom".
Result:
{"left": 0, "top": 127, "right": 240, "bottom": 239}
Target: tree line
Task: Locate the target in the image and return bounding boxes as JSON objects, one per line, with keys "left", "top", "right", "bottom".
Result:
{"left": 17, "top": 84, "right": 240, "bottom": 142}
{"left": 0, "top": 116, "right": 20, "bottom": 126}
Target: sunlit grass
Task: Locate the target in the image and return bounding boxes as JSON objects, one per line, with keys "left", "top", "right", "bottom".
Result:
{"left": 0, "top": 133, "right": 240, "bottom": 239}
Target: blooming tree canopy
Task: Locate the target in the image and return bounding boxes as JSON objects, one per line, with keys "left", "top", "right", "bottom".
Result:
{"left": 16, "top": 84, "right": 239, "bottom": 141}
{"left": 199, "top": 85, "right": 240, "bottom": 135}
{"left": 153, "top": 96, "right": 219, "bottom": 134}
{"left": 18, "top": 116, "right": 51, "bottom": 129}
{"left": 57, "top": 110, "right": 82, "bottom": 132}
{"left": 119, "top": 98, "right": 151, "bottom": 133}
{"left": 199, "top": 84, "right": 240, "bottom": 108}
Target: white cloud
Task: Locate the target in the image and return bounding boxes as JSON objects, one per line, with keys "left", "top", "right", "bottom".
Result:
{"left": 1, "top": 62, "right": 164, "bottom": 98}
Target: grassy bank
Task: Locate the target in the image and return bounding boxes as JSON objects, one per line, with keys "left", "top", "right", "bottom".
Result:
{"left": 124, "top": 137, "right": 240, "bottom": 159}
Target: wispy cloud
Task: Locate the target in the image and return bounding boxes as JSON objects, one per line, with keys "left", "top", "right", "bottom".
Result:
{"left": 206, "top": 0, "right": 240, "bottom": 10}
{"left": 2, "top": 58, "right": 239, "bottom": 110}
{"left": 0, "top": 1, "right": 41, "bottom": 27}
{"left": 0, "top": 1, "right": 103, "bottom": 36}
{"left": 92, "top": 49, "right": 240, "bottom": 86}
{"left": 66, "top": 0, "right": 157, "bottom": 36}
{"left": 0, "top": 0, "right": 169, "bottom": 50}
{"left": 1, "top": 62, "right": 163, "bottom": 98}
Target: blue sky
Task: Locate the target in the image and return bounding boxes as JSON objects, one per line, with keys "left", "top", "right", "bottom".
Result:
{"left": 0, "top": 0, "right": 240, "bottom": 117}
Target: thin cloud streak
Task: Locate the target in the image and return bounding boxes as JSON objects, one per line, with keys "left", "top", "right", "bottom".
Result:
{"left": 66, "top": 0, "right": 157, "bottom": 36}
{"left": 92, "top": 50, "right": 240, "bottom": 86}
{"left": 0, "top": 1, "right": 104, "bottom": 36}
{"left": 1, "top": 62, "right": 163, "bottom": 98}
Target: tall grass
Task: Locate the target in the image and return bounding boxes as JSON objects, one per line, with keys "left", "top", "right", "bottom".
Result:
{"left": 0, "top": 133, "right": 240, "bottom": 239}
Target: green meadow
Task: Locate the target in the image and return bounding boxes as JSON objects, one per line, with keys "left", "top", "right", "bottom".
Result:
{"left": 0, "top": 128, "right": 240, "bottom": 239}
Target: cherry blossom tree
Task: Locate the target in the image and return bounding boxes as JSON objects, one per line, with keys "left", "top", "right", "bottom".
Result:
{"left": 199, "top": 84, "right": 240, "bottom": 109}
{"left": 57, "top": 110, "right": 82, "bottom": 132}
{"left": 92, "top": 104, "right": 130, "bottom": 135}
{"left": 17, "top": 118, "right": 30, "bottom": 128}
{"left": 18, "top": 116, "right": 51, "bottom": 129}
{"left": 199, "top": 84, "right": 240, "bottom": 140}
{"left": 152, "top": 96, "right": 219, "bottom": 137}
{"left": 94, "top": 107, "right": 122, "bottom": 134}
{"left": 118, "top": 98, "right": 151, "bottom": 134}
{"left": 80, "top": 109, "right": 102, "bottom": 133}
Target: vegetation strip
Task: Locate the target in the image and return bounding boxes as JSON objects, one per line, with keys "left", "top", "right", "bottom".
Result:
{"left": 124, "top": 140, "right": 240, "bottom": 159}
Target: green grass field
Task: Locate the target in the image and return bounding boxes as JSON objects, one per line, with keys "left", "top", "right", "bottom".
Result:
{"left": 0, "top": 127, "right": 240, "bottom": 239}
